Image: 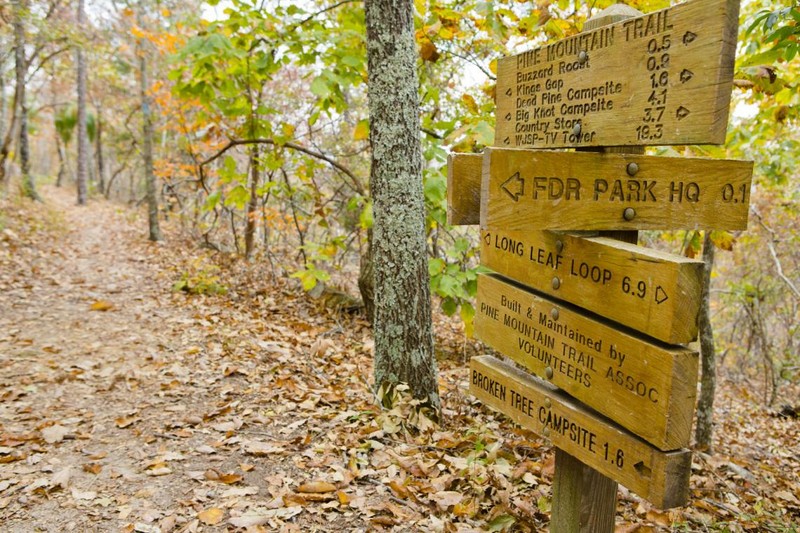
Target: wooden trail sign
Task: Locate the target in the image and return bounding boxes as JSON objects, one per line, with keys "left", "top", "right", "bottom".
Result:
{"left": 494, "top": 0, "right": 740, "bottom": 149}
{"left": 447, "top": 153, "right": 482, "bottom": 226}
{"left": 481, "top": 148, "right": 754, "bottom": 231}
{"left": 470, "top": 355, "right": 692, "bottom": 508}
{"left": 480, "top": 230, "right": 703, "bottom": 344}
{"left": 474, "top": 274, "right": 698, "bottom": 450}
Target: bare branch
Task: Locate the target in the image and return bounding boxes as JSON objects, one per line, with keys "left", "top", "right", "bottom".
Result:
{"left": 200, "top": 138, "right": 365, "bottom": 196}
{"left": 751, "top": 206, "right": 800, "bottom": 300}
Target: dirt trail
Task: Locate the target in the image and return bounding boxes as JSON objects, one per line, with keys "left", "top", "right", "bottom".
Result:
{"left": 0, "top": 187, "right": 381, "bottom": 532}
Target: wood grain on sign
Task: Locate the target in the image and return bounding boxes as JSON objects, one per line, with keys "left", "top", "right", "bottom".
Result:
{"left": 494, "top": 0, "right": 739, "bottom": 149}
{"left": 480, "top": 230, "right": 702, "bottom": 344}
{"left": 474, "top": 274, "right": 698, "bottom": 450}
{"left": 446, "top": 153, "right": 482, "bottom": 225}
{"left": 469, "top": 355, "right": 692, "bottom": 508}
{"left": 481, "top": 147, "right": 753, "bottom": 231}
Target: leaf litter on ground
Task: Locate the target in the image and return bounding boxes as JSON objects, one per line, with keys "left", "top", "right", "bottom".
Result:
{"left": 0, "top": 186, "right": 798, "bottom": 532}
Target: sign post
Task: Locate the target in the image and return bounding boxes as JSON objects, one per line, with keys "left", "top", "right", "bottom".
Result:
{"left": 449, "top": 0, "right": 751, "bottom": 531}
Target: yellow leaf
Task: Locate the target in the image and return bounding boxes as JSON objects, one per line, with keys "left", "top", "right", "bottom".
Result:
{"left": 297, "top": 481, "right": 337, "bottom": 493}
{"left": 489, "top": 59, "right": 498, "bottom": 75}
{"left": 219, "top": 473, "right": 243, "bottom": 485}
{"left": 353, "top": 119, "right": 369, "bottom": 141}
{"left": 198, "top": 507, "right": 224, "bottom": 525}
{"left": 90, "top": 300, "right": 114, "bottom": 312}
{"left": 461, "top": 94, "right": 478, "bottom": 114}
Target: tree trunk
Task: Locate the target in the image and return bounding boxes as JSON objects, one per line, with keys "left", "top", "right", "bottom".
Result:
{"left": 138, "top": 10, "right": 161, "bottom": 242}
{"left": 14, "top": 0, "right": 39, "bottom": 201}
{"left": 695, "top": 231, "right": 716, "bottom": 452}
{"left": 364, "top": 0, "right": 439, "bottom": 411}
{"left": 95, "top": 105, "right": 105, "bottom": 194}
{"left": 358, "top": 230, "right": 375, "bottom": 323}
{"left": 0, "top": 58, "right": 7, "bottom": 192}
{"left": 55, "top": 133, "right": 66, "bottom": 187}
{"left": 75, "top": 0, "right": 89, "bottom": 205}
{"left": 244, "top": 143, "right": 259, "bottom": 259}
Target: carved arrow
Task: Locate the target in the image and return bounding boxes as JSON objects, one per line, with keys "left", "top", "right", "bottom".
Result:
{"left": 680, "top": 69, "right": 694, "bottom": 83}
{"left": 676, "top": 106, "right": 691, "bottom": 120}
{"left": 484, "top": 232, "right": 492, "bottom": 245}
{"left": 655, "top": 286, "right": 669, "bottom": 305}
{"left": 682, "top": 31, "right": 697, "bottom": 45}
{"left": 501, "top": 172, "right": 524, "bottom": 202}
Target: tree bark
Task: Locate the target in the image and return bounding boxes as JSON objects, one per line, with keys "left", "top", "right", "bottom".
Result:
{"left": 244, "top": 143, "right": 259, "bottom": 259}
{"left": 695, "top": 231, "right": 716, "bottom": 453}
{"left": 364, "top": 0, "right": 439, "bottom": 411}
{"left": 138, "top": 9, "right": 161, "bottom": 242}
{"left": 95, "top": 105, "right": 105, "bottom": 194}
{"left": 75, "top": 0, "right": 89, "bottom": 204}
{"left": 14, "top": 0, "right": 39, "bottom": 201}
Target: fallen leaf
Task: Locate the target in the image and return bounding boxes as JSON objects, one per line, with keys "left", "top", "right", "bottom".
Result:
{"left": 50, "top": 467, "right": 72, "bottom": 489}
{"left": 115, "top": 416, "right": 138, "bottom": 429}
{"left": 90, "top": 300, "right": 114, "bottom": 311}
{"left": 219, "top": 473, "right": 243, "bottom": 485}
{"left": 297, "top": 481, "right": 337, "bottom": 493}
{"left": 244, "top": 440, "right": 285, "bottom": 456}
{"left": 83, "top": 463, "right": 103, "bottom": 475}
{"left": 71, "top": 488, "right": 97, "bottom": 500}
{"left": 431, "top": 490, "right": 463, "bottom": 510}
{"left": 42, "top": 424, "right": 69, "bottom": 444}
{"left": 198, "top": 507, "right": 224, "bottom": 525}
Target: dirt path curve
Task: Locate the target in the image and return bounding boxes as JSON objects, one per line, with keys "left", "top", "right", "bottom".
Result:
{"left": 0, "top": 187, "right": 379, "bottom": 532}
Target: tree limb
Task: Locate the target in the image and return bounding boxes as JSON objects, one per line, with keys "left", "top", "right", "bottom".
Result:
{"left": 199, "top": 138, "right": 365, "bottom": 196}
{"left": 751, "top": 206, "right": 800, "bottom": 300}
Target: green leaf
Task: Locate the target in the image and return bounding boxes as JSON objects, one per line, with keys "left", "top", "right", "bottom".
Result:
{"left": 225, "top": 185, "right": 250, "bottom": 210}
{"left": 310, "top": 76, "right": 331, "bottom": 98}
{"left": 486, "top": 514, "right": 517, "bottom": 531}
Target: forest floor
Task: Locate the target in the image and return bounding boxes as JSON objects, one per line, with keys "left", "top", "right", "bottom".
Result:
{"left": 0, "top": 185, "right": 798, "bottom": 533}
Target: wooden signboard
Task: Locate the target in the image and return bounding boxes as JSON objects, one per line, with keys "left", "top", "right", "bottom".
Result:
{"left": 470, "top": 355, "right": 692, "bottom": 509}
{"left": 447, "top": 153, "right": 482, "bottom": 225}
{"left": 474, "top": 274, "right": 698, "bottom": 450}
{"left": 481, "top": 148, "right": 754, "bottom": 231}
{"left": 494, "top": 0, "right": 739, "bottom": 148}
{"left": 480, "top": 230, "right": 703, "bottom": 344}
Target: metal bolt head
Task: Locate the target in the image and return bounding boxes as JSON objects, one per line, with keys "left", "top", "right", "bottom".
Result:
{"left": 578, "top": 50, "right": 588, "bottom": 64}
{"left": 550, "top": 308, "right": 559, "bottom": 321}
{"left": 572, "top": 122, "right": 582, "bottom": 136}
{"left": 543, "top": 427, "right": 551, "bottom": 437}
{"left": 551, "top": 277, "right": 561, "bottom": 290}
{"left": 545, "top": 366, "right": 554, "bottom": 379}
{"left": 544, "top": 398, "right": 552, "bottom": 408}
{"left": 623, "top": 207, "right": 636, "bottom": 221}
{"left": 555, "top": 240, "right": 564, "bottom": 254}
{"left": 626, "top": 162, "right": 639, "bottom": 176}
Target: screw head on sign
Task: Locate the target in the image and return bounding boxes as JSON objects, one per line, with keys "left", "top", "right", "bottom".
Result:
{"left": 545, "top": 366, "right": 554, "bottom": 379}
{"left": 555, "top": 240, "right": 564, "bottom": 254}
{"left": 626, "top": 162, "right": 639, "bottom": 176}
{"left": 543, "top": 427, "right": 551, "bottom": 437}
{"left": 578, "top": 50, "right": 588, "bottom": 64}
{"left": 552, "top": 277, "right": 561, "bottom": 290}
{"left": 623, "top": 207, "right": 636, "bottom": 221}
{"left": 544, "top": 398, "right": 552, "bottom": 408}
{"left": 551, "top": 308, "right": 559, "bottom": 321}
{"left": 572, "top": 122, "right": 582, "bottom": 136}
